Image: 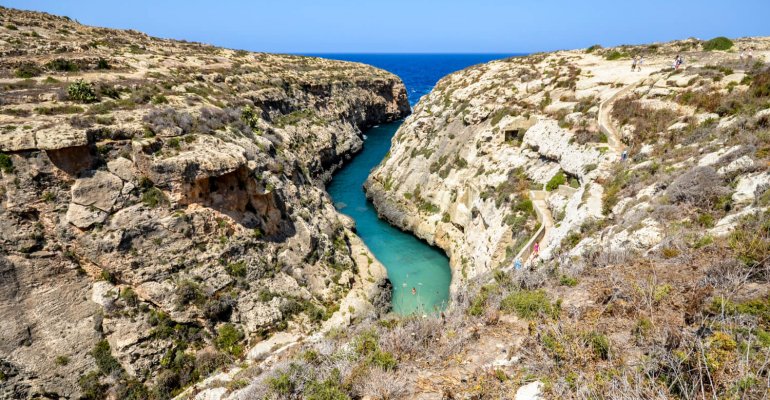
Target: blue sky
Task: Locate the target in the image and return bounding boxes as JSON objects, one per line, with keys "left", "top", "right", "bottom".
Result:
{"left": 2, "top": 0, "right": 769, "bottom": 53}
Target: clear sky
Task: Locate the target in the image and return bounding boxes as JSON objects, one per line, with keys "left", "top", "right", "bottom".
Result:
{"left": 2, "top": 0, "right": 769, "bottom": 53}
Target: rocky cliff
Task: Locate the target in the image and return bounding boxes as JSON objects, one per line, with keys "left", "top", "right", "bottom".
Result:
{"left": 366, "top": 37, "right": 770, "bottom": 290}
{"left": 350, "top": 37, "right": 770, "bottom": 398}
{"left": 0, "top": 7, "right": 408, "bottom": 399}
{"left": 128, "top": 37, "right": 770, "bottom": 400}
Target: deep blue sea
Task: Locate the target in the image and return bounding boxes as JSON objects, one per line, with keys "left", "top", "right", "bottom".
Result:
{"left": 312, "top": 54, "right": 517, "bottom": 106}
{"left": 316, "top": 54, "right": 518, "bottom": 314}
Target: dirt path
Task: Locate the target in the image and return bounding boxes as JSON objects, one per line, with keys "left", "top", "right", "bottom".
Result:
{"left": 509, "top": 188, "right": 553, "bottom": 267}
{"left": 511, "top": 77, "right": 647, "bottom": 268}
{"left": 598, "top": 77, "right": 650, "bottom": 155}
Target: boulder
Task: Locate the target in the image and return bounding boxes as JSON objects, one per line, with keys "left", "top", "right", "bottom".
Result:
{"left": 70, "top": 170, "right": 124, "bottom": 212}
{"left": 65, "top": 203, "right": 109, "bottom": 229}
{"left": 667, "top": 122, "right": 689, "bottom": 131}
{"left": 718, "top": 155, "right": 755, "bottom": 175}
{"left": 515, "top": 381, "right": 544, "bottom": 400}
{"left": 107, "top": 157, "right": 137, "bottom": 182}
{"left": 733, "top": 172, "right": 770, "bottom": 205}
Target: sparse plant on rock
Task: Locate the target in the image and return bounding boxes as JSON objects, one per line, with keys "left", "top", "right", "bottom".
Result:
{"left": 67, "top": 79, "right": 98, "bottom": 103}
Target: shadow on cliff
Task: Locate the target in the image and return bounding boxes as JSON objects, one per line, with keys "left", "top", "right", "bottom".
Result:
{"left": 179, "top": 166, "right": 295, "bottom": 242}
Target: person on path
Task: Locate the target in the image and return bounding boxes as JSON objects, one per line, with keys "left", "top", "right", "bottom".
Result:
{"left": 631, "top": 56, "right": 638, "bottom": 72}
{"left": 674, "top": 55, "right": 684, "bottom": 70}
{"left": 514, "top": 258, "right": 522, "bottom": 271}
{"left": 533, "top": 242, "right": 540, "bottom": 257}
{"left": 637, "top": 56, "right": 644, "bottom": 72}
{"left": 621, "top": 149, "right": 628, "bottom": 162}
{"left": 748, "top": 49, "right": 754, "bottom": 64}
{"left": 740, "top": 49, "right": 746, "bottom": 64}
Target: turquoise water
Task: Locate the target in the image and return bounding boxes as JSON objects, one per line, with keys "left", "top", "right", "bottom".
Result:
{"left": 327, "top": 122, "right": 451, "bottom": 314}
{"left": 323, "top": 54, "right": 520, "bottom": 314}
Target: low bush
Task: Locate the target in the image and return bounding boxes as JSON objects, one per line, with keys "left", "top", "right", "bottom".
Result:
{"left": 0, "top": 153, "right": 13, "bottom": 173}
{"left": 590, "top": 333, "right": 611, "bottom": 360}
{"left": 78, "top": 371, "right": 107, "bottom": 400}
{"left": 751, "top": 68, "right": 770, "bottom": 98}
{"left": 141, "top": 187, "right": 168, "bottom": 208}
{"left": 143, "top": 107, "right": 193, "bottom": 135}
{"left": 586, "top": 44, "right": 602, "bottom": 53}
{"left": 15, "top": 63, "right": 41, "bottom": 78}
{"left": 611, "top": 97, "right": 679, "bottom": 145}
{"left": 175, "top": 280, "right": 204, "bottom": 308}
{"left": 46, "top": 58, "right": 79, "bottom": 72}
{"left": 91, "top": 340, "right": 122, "bottom": 375}
{"left": 500, "top": 289, "right": 559, "bottom": 319}
{"left": 67, "top": 80, "right": 98, "bottom": 103}
{"left": 96, "top": 58, "right": 111, "bottom": 70}
{"left": 215, "top": 323, "right": 245, "bottom": 357}
{"left": 702, "top": 37, "right": 734, "bottom": 51}
{"left": 728, "top": 211, "right": 770, "bottom": 268}
{"left": 666, "top": 166, "right": 729, "bottom": 208}
{"left": 605, "top": 50, "right": 626, "bottom": 61}
{"left": 35, "top": 105, "right": 84, "bottom": 115}
{"left": 225, "top": 260, "right": 247, "bottom": 277}
{"left": 546, "top": 170, "right": 567, "bottom": 191}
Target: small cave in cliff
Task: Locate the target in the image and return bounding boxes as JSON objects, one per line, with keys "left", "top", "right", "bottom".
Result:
{"left": 180, "top": 166, "right": 294, "bottom": 241}
{"left": 45, "top": 145, "right": 95, "bottom": 176}
{"left": 504, "top": 128, "right": 524, "bottom": 144}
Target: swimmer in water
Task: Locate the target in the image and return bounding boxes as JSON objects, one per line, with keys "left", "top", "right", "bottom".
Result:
{"left": 412, "top": 287, "right": 417, "bottom": 295}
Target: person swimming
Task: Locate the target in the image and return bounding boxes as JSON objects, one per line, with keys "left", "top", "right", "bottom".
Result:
{"left": 412, "top": 287, "right": 417, "bottom": 295}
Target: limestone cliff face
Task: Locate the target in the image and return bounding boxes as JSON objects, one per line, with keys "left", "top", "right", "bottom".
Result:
{"left": 0, "top": 7, "right": 407, "bottom": 398}
{"left": 365, "top": 37, "right": 770, "bottom": 293}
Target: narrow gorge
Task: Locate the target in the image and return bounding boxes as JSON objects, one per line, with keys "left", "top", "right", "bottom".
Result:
{"left": 4, "top": 4, "right": 770, "bottom": 400}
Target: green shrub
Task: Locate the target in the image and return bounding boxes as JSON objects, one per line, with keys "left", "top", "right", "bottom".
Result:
{"left": 96, "top": 58, "right": 111, "bottom": 70}
{"left": 91, "top": 340, "right": 122, "bottom": 375}
{"left": 586, "top": 44, "right": 603, "bottom": 53}
{"left": 120, "top": 287, "right": 138, "bottom": 307}
{"left": 225, "top": 260, "right": 247, "bottom": 277}
{"left": 15, "top": 63, "right": 41, "bottom": 78}
{"left": 47, "top": 58, "right": 78, "bottom": 72}
{"left": 590, "top": 333, "right": 610, "bottom": 360}
{"left": 559, "top": 275, "right": 578, "bottom": 287}
{"left": 68, "top": 80, "right": 98, "bottom": 103}
{"left": 215, "top": 324, "right": 245, "bottom": 357}
{"left": 268, "top": 372, "right": 295, "bottom": 395}
{"left": 0, "top": 153, "right": 13, "bottom": 173}
{"left": 166, "top": 137, "right": 180, "bottom": 150}
{"left": 55, "top": 355, "right": 70, "bottom": 366}
{"left": 35, "top": 105, "right": 84, "bottom": 115}
{"left": 546, "top": 170, "right": 567, "bottom": 191}
{"left": 702, "top": 37, "right": 733, "bottom": 51}
{"left": 750, "top": 69, "right": 770, "bottom": 98}
{"left": 115, "top": 378, "right": 149, "bottom": 400}
{"left": 605, "top": 50, "right": 625, "bottom": 61}
{"left": 306, "top": 373, "right": 349, "bottom": 400}
{"left": 468, "top": 284, "right": 496, "bottom": 316}
{"left": 141, "top": 187, "right": 168, "bottom": 208}
{"left": 175, "top": 280, "right": 204, "bottom": 308}
{"left": 500, "top": 290, "right": 559, "bottom": 319}
{"left": 241, "top": 105, "right": 261, "bottom": 129}
{"left": 368, "top": 350, "right": 397, "bottom": 370}
{"left": 78, "top": 371, "right": 107, "bottom": 400}
{"left": 151, "top": 94, "right": 168, "bottom": 105}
